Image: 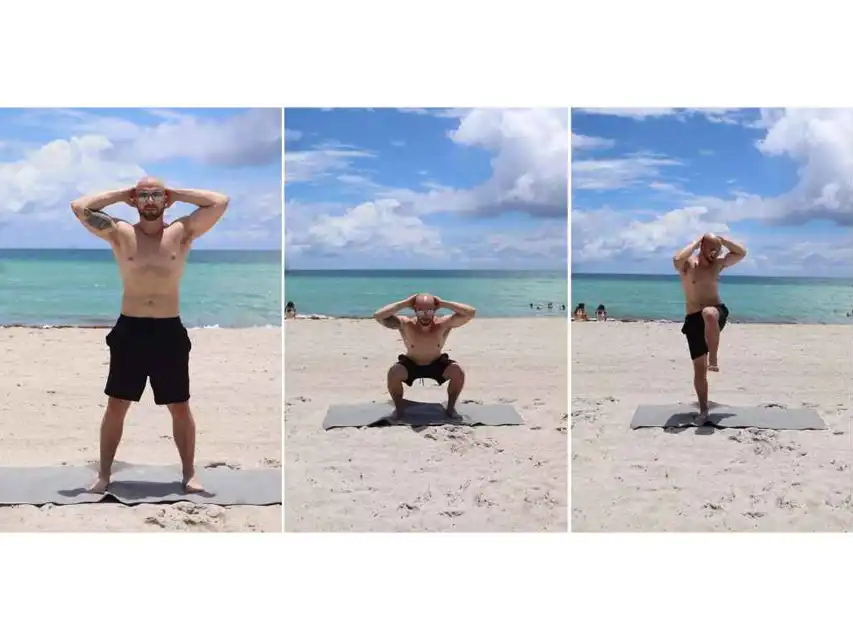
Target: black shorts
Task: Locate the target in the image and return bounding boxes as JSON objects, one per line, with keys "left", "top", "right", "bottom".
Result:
{"left": 104, "top": 315, "right": 192, "bottom": 405}
{"left": 681, "top": 303, "right": 729, "bottom": 360}
{"left": 397, "top": 353, "right": 455, "bottom": 386}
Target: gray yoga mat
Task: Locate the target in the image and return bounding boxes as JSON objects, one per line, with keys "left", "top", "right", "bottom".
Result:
{"left": 629, "top": 404, "right": 827, "bottom": 430}
{"left": 0, "top": 462, "right": 282, "bottom": 506}
{"left": 322, "top": 400, "right": 523, "bottom": 430}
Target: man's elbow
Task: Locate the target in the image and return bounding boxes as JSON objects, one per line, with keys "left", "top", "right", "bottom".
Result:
{"left": 70, "top": 200, "right": 84, "bottom": 216}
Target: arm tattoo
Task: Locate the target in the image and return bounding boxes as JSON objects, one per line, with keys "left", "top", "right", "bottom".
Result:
{"left": 382, "top": 316, "right": 401, "bottom": 329}
{"left": 82, "top": 208, "right": 115, "bottom": 232}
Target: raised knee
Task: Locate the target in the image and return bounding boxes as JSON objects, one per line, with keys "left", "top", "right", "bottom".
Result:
{"left": 106, "top": 397, "right": 131, "bottom": 416}
{"left": 388, "top": 363, "right": 407, "bottom": 382}
{"left": 701, "top": 307, "right": 719, "bottom": 322}
{"left": 445, "top": 363, "right": 465, "bottom": 381}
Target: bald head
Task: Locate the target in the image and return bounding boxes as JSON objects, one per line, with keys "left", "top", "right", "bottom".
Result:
{"left": 414, "top": 294, "right": 436, "bottom": 310}
{"left": 136, "top": 176, "right": 165, "bottom": 189}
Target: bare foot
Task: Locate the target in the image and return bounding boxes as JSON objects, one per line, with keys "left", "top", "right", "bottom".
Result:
{"left": 693, "top": 411, "right": 709, "bottom": 427}
{"left": 87, "top": 476, "right": 109, "bottom": 493}
{"left": 445, "top": 407, "right": 461, "bottom": 420}
{"left": 183, "top": 475, "right": 205, "bottom": 494}
{"left": 707, "top": 360, "right": 719, "bottom": 372}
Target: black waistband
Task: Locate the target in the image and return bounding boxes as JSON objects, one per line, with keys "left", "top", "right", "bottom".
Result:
{"left": 116, "top": 314, "right": 183, "bottom": 327}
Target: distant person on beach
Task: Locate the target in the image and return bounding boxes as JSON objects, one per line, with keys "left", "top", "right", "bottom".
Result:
{"left": 285, "top": 301, "right": 296, "bottom": 319}
{"left": 547, "top": 302, "right": 553, "bottom": 310}
{"left": 374, "top": 293, "right": 475, "bottom": 420}
{"left": 595, "top": 304, "right": 608, "bottom": 321}
{"left": 561, "top": 304, "right": 566, "bottom": 311}
{"left": 673, "top": 232, "right": 747, "bottom": 425}
{"left": 573, "top": 303, "right": 589, "bottom": 321}
{"left": 71, "top": 177, "right": 230, "bottom": 494}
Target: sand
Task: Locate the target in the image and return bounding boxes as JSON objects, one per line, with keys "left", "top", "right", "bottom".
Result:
{"left": 572, "top": 321, "right": 853, "bottom": 532}
{"left": 285, "top": 318, "right": 568, "bottom": 532}
{"left": 0, "top": 327, "right": 281, "bottom": 533}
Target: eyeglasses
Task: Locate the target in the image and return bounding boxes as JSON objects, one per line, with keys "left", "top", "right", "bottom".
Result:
{"left": 136, "top": 190, "right": 166, "bottom": 201}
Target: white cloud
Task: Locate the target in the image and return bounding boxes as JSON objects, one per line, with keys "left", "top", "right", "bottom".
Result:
{"left": 576, "top": 107, "right": 748, "bottom": 125}
{"left": 291, "top": 199, "right": 442, "bottom": 258}
{"left": 54, "top": 108, "right": 282, "bottom": 167}
{"left": 285, "top": 146, "right": 375, "bottom": 183}
{"left": 572, "top": 206, "right": 730, "bottom": 262}
{"left": 749, "top": 108, "right": 853, "bottom": 226}
{"left": 0, "top": 110, "right": 281, "bottom": 248}
{"left": 578, "top": 108, "right": 680, "bottom": 120}
{"left": 572, "top": 154, "right": 682, "bottom": 190}
{"left": 288, "top": 108, "right": 568, "bottom": 265}
{"left": 0, "top": 135, "right": 144, "bottom": 221}
{"left": 571, "top": 132, "right": 615, "bottom": 150}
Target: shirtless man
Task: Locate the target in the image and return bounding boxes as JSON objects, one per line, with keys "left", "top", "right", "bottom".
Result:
{"left": 673, "top": 232, "right": 747, "bottom": 424}
{"left": 373, "top": 293, "right": 476, "bottom": 420}
{"left": 70, "top": 177, "right": 230, "bottom": 493}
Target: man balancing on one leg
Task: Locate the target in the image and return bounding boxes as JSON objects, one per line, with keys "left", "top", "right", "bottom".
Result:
{"left": 673, "top": 232, "right": 747, "bottom": 425}
{"left": 71, "top": 177, "right": 230, "bottom": 493}
{"left": 374, "top": 293, "right": 476, "bottom": 420}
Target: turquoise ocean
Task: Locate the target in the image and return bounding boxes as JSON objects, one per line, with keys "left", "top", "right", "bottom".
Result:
{"left": 0, "top": 249, "right": 281, "bottom": 328}
{"left": 572, "top": 273, "right": 853, "bottom": 325}
{"left": 284, "top": 270, "right": 568, "bottom": 318}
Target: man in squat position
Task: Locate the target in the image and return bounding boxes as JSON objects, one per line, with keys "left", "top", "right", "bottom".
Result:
{"left": 71, "top": 177, "right": 230, "bottom": 493}
{"left": 673, "top": 232, "right": 747, "bottom": 425}
{"left": 374, "top": 293, "right": 476, "bottom": 420}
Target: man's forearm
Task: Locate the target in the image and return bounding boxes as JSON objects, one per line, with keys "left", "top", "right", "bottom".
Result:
{"left": 673, "top": 237, "right": 701, "bottom": 262}
{"left": 374, "top": 297, "right": 413, "bottom": 318}
{"left": 169, "top": 188, "right": 229, "bottom": 208}
{"left": 71, "top": 189, "right": 129, "bottom": 213}
{"left": 441, "top": 300, "right": 476, "bottom": 315}
{"left": 720, "top": 236, "right": 747, "bottom": 255}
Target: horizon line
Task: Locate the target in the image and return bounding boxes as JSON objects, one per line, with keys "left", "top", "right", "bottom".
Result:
{"left": 573, "top": 271, "right": 850, "bottom": 280}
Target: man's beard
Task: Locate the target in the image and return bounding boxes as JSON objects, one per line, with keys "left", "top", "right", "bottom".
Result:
{"left": 140, "top": 208, "right": 164, "bottom": 221}
{"left": 417, "top": 317, "right": 432, "bottom": 326}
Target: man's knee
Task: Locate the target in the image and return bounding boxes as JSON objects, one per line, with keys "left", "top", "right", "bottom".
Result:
{"left": 105, "top": 397, "right": 132, "bottom": 417}
{"left": 701, "top": 307, "right": 719, "bottom": 324}
{"left": 445, "top": 363, "right": 465, "bottom": 383}
{"left": 166, "top": 401, "right": 192, "bottom": 419}
{"left": 388, "top": 364, "right": 407, "bottom": 384}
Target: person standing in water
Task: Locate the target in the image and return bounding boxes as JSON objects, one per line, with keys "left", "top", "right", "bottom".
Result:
{"left": 71, "top": 177, "right": 230, "bottom": 493}
{"left": 374, "top": 293, "right": 475, "bottom": 420}
{"left": 672, "top": 232, "right": 746, "bottom": 425}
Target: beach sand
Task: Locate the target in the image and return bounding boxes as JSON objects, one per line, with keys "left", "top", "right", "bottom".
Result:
{"left": 572, "top": 321, "right": 853, "bottom": 532}
{"left": 285, "top": 318, "right": 568, "bottom": 532}
{"left": 0, "top": 327, "right": 282, "bottom": 533}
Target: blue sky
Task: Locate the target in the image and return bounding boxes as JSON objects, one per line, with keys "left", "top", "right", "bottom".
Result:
{"left": 0, "top": 108, "right": 281, "bottom": 250}
{"left": 284, "top": 108, "right": 567, "bottom": 270}
{"left": 572, "top": 108, "right": 853, "bottom": 277}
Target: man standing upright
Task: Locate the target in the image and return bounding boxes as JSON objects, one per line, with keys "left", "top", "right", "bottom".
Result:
{"left": 71, "top": 177, "right": 230, "bottom": 493}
